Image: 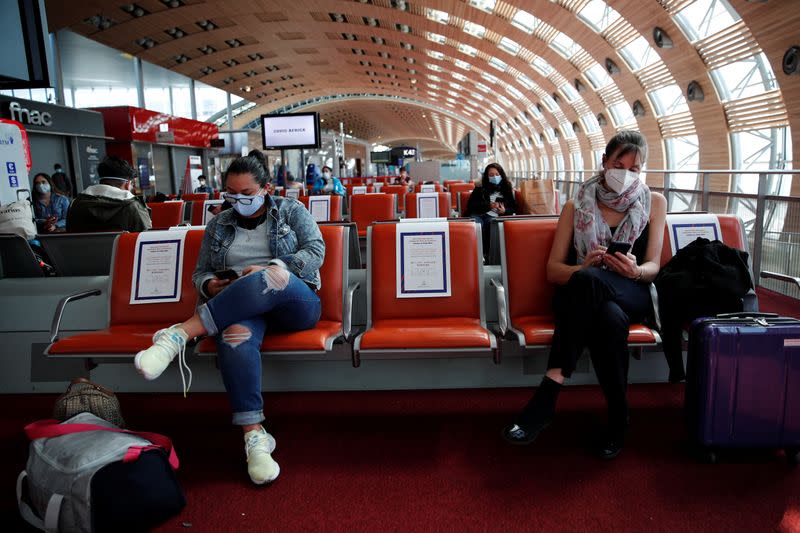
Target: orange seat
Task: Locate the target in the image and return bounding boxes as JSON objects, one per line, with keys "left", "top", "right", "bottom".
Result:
{"left": 381, "top": 185, "right": 408, "bottom": 212}
{"left": 447, "top": 182, "right": 475, "bottom": 209}
{"left": 346, "top": 184, "right": 374, "bottom": 197}
{"left": 47, "top": 230, "right": 205, "bottom": 358}
{"left": 349, "top": 194, "right": 396, "bottom": 237}
{"left": 354, "top": 220, "right": 497, "bottom": 365}
{"left": 414, "top": 182, "right": 444, "bottom": 193}
{"left": 181, "top": 193, "right": 208, "bottom": 202}
{"left": 299, "top": 195, "right": 343, "bottom": 221}
{"left": 147, "top": 202, "right": 185, "bottom": 229}
{"left": 196, "top": 224, "right": 353, "bottom": 357}
{"left": 499, "top": 218, "right": 660, "bottom": 349}
{"left": 659, "top": 213, "right": 747, "bottom": 267}
{"left": 405, "top": 192, "right": 451, "bottom": 218}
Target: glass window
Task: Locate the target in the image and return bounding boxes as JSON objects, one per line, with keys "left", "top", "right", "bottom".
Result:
{"left": 468, "top": 0, "right": 496, "bottom": 14}
{"left": 463, "top": 21, "right": 486, "bottom": 39}
{"left": 580, "top": 113, "right": 600, "bottom": 133}
{"left": 540, "top": 156, "right": 549, "bottom": 172}
{"left": 584, "top": 62, "right": 611, "bottom": 89}
{"left": 453, "top": 59, "right": 471, "bottom": 70}
{"left": 618, "top": 36, "right": 659, "bottom": 71}
{"left": 576, "top": 0, "right": 621, "bottom": 33}
{"left": 195, "top": 80, "right": 229, "bottom": 122}
{"left": 542, "top": 94, "right": 558, "bottom": 112}
{"left": 674, "top": 0, "right": 739, "bottom": 42}
{"left": 512, "top": 10, "right": 540, "bottom": 34}
{"left": 29, "top": 88, "right": 56, "bottom": 104}
{"left": 458, "top": 43, "right": 478, "bottom": 57}
{"left": 60, "top": 30, "right": 139, "bottom": 109}
{"left": 529, "top": 105, "right": 543, "bottom": 120}
{"left": 143, "top": 61, "right": 193, "bottom": 118}
{"left": 489, "top": 57, "right": 508, "bottom": 71}
{"left": 426, "top": 50, "right": 445, "bottom": 60}
{"left": 559, "top": 83, "right": 580, "bottom": 103}
{"left": 555, "top": 154, "right": 565, "bottom": 171}
{"left": 427, "top": 63, "right": 443, "bottom": 72}
{"left": 531, "top": 56, "right": 553, "bottom": 76}
{"left": 665, "top": 135, "right": 700, "bottom": 190}
{"left": 709, "top": 53, "right": 776, "bottom": 102}
{"left": 518, "top": 75, "right": 535, "bottom": 90}
{"left": 648, "top": 84, "right": 689, "bottom": 116}
{"left": 426, "top": 32, "right": 446, "bottom": 44}
{"left": 498, "top": 37, "right": 520, "bottom": 56}
{"left": 550, "top": 32, "right": 577, "bottom": 59}
{"left": 571, "top": 152, "right": 584, "bottom": 173}
{"left": 496, "top": 94, "right": 513, "bottom": 108}
{"left": 560, "top": 122, "right": 576, "bottom": 139}
{"left": 426, "top": 9, "right": 448, "bottom": 24}
{"left": 609, "top": 102, "right": 635, "bottom": 127}
{"left": 506, "top": 85, "right": 523, "bottom": 100}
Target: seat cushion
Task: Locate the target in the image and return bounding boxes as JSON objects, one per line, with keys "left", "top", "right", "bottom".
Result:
{"left": 358, "top": 318, "right": 492, "bottom": 350}
{"left": 48, "top": 323, "right": 172, "bottom": 355}
{"left": 196, "top": 320, "right": 342, "bottom": 353}
{"left": 513, "top": 316, "right": 658, "bottom": 346}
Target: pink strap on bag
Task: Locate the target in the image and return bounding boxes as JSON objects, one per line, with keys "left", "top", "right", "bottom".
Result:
{"left": 24, "top": 419, "right": 179, "bottom": 470}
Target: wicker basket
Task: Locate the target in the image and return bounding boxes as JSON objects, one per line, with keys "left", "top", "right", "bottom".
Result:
{"left": 53, "top": 378, "right": 126, "bottom": 428}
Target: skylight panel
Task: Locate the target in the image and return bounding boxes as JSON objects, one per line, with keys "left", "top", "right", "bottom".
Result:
{"left": 489, "top": 57, "right": 508, "bottom": 71}
{"left": 426, "top": 32, "right": 446, "bottom": 44}
{"left": 427, "top": 63, "right": 443, "bottom": 71}
{"left": 475, "top": 82, "right": 490, "bottom": 93}
{"left": 674, "top": 0, "right": 739, "bottom": 42}
{"left": 463, "top": 21, "right": 486, "bottom": 39}
{"left": 531, "top": 56, "right": 553, "bottom": 76}
{"left": 542, "top": 94, "right": 558, "bottom": 112}
{"left": 452, "top": 72, "right": 467, "bottom": 81}
{"left": 609, "top": 102, "right": 635, "bottom": 126}
{"left": 559, "top": 83, "right": 579, "bottom": 102}
{"left": 619, "top": 36, "right": 658, "bottom": 71}
{"left": 511, "top": 10, "right": 540, "bottom": 34}
{"left": 482, "top": 71, "right": 499, "bottom": 84}
{"left": 426, "top": 50, "right": 444, "bottom": 60}
{"left": 550, "top": 32, "right": 576, "bottom": 59}
{"left": 518, "top": 75, "right": 535, "bottom": 90}
{"left": 576, "top": 0, "right": 621, "bottom": 33}
{"left": 506, "top": 85, "right": 523, "bottom": 100}
{"left": 498, "top": 37, "right": 521, "bottom": 56}
{"left": 425, "top": 8, "right": 449, "bottom": 25}
{"left": 584, "top": 63, "right": 611, "bottom": 89}
{"left": 458, "top": 43, "right": 478, "bottom": 57}
{"left": 468, "top": 0, "right": 496, "bottom": 14}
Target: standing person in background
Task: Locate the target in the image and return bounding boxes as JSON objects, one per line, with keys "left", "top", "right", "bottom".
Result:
{"left": 465, "top": 163, "right": 517, "bottom": 255}
{"left": 311, "top": 166, "right": 345, "bottom": 196}
{"left": 194, "top": 175, "right": 212, "bottom": 194}
{"left": 32, "top": 173, "right": 70, "bottom": 233}
{"left": 305, "top": 164, "right": 321, "bottom": 189}
{"left": 51, "top": 164, "right": 73, "bottom": 198}
{"left": 502, "top": 130, "right": 666, "bottom": 460}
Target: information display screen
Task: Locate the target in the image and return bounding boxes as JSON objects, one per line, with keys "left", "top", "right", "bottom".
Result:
{"left": 260, "top": 112, "right": 321, "bottom": 150}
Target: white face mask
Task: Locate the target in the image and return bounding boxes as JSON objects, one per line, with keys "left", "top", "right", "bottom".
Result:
{"left": 604, "top": 168, "right": 639, "bottom": 194}
{"left": 322, "top": 172, "right": 331, "bottom": 179}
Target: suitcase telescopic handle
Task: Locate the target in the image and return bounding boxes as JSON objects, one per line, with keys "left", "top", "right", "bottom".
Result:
{"left": 716, "top": 312, "right": 778, "bottom": 319}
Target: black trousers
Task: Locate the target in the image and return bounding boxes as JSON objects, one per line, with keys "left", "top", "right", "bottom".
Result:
{"left": 548, "top": 267, "right": 652, "bottom": 423}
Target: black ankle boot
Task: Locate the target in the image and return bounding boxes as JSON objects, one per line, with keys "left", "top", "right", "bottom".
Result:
{"left": 502, "top": 376, "right": 561, "bottom": 445}
{"left": 593, "top": 409, "right": 629, "bottom": 460}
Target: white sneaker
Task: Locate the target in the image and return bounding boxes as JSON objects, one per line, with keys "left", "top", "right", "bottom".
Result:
{"left": 134, "top": 325, "right": 192, "bottom": 395}
{"left": 244, "top": 427, "right": 280, "bottom": 485}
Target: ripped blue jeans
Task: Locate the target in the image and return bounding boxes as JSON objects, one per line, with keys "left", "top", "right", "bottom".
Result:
{"left": 197, "top": 269, "right": 321, "bottom": 425}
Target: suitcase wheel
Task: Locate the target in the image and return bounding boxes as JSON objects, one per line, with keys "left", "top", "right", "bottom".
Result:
{"left": 786, "top": 448, "right": 799, "bottom": 466}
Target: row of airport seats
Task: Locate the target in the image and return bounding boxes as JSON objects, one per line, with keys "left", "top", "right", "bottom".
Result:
{"left": 43, "top": 214, "right": 751, "bottom": 371}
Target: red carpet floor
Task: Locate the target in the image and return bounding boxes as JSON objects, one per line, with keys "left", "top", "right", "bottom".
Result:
{"left": 2, "top": 386, "right": 799, "bottom": 532}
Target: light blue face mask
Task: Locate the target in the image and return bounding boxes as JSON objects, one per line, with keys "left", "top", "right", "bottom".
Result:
{"left": 488, "top": 175, "right": 502, "bottom": 185}
{"left": 225, "top": 192, "right": 265, "bottom": 217}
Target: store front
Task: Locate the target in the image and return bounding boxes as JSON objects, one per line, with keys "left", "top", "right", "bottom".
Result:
{"left": 95, "top": 106, "right": 219, "bottom": 194}
{"left": 0, "top": 95, "right": 107, "bottom": 195}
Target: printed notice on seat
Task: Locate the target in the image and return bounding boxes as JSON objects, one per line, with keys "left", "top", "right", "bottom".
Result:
{"left": 396, "top": 221, "right": 451, "bottom": 298}
{"left": 202, "top": 200, "right": 225, "bottom": 225}
{"left": 130, "top": 231, "right": 186, "bottom": 304}
{"left": 285, "top": 188, "right": 301, "bottom": 199}
{"left": 666, "top": 213, "right": 721, "bottom": 255}
{"left": 416, "top": 192, "right": 439, "bottom": 218}
{"left": 308, "top": 196, "right": 331, "bottom": 221}
{"left": 421, "top": 184, "right": 436, "bottom": 193}
{"left": 352, "top": 186, "right": 367, "bottom": 195}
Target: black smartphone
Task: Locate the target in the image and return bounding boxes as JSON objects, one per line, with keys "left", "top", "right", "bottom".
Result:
{"left": 605, "top": 241, "right": 632, "bottom": 256}
{"left": 213, "top": 269, "right": 239, "bottom": 281}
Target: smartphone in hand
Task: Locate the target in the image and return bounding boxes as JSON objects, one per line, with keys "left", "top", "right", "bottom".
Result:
{"left": 605, "top": 241, "right": 632, "bottom": 256}
{"left": 213, "top": 269, "right": 239, "bottom": 281}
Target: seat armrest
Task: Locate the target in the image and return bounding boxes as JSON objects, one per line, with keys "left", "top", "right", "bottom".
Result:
{"left": 489, "top": 278, "right": 507, "bottom": 336}
{"left": 343, "top": 282, "right": 360, "bottom": 339}
{"left": 50, "top": 289, "right": 103, "bottom": 344}
{"left": 760, "top": 270, "right": 800, "bottom": 291}
{"left": 648, "top": 283, "right": 661, "bottom": 331}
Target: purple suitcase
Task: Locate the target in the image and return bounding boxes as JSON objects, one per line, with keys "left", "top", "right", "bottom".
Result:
{"left": 685, "top": 313, "right": 800, "bottom": 463}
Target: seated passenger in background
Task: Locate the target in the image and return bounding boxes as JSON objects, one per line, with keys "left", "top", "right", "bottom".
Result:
{"left": 194, "top": 175, "right": 212, "bottom": 194}
{"left": 66, "top": 156, "right": 152, "bottom": 233}
{"left": 465, "top": 163, "right": 517, "bottom": 254}
{"left": 285, "top": 171, "right": 303, "bottom": 190}
{"left": 394, "top": 167, "right": 413, "bottom": 187}
{"left": 32, "top": 173, "right": 70, "bottom": 233}
{"left": 311, "top": 166, "right": 345, "bottom": 196}
{"left": 134, "top": 156, "right": 325, "bottom": 485}
{"left": 502, "top": 130, "right": 666, "bottom": 460}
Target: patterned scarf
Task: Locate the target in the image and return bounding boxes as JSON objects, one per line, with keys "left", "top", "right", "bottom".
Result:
{"left": 573, "top": 174, "right": 651, "bottom": 264}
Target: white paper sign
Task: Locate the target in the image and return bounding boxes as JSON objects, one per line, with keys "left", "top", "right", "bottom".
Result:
{"left": 416, "top": 192, "right": 440, "bottom": 218}
{"left": 285, "top": 188, "right": 301, "bottom": 199}
{"left": 202, "top": 199, "right": 225, "bottom": 225}
{"left": 667, "top": 214, "right": 721, "bottom": 255}
{"left": 352, "top": 186, "right": 367, "bottom": 195}
{"left": 396, "top": 221, "right": 451, "bottom": 298}
{"left": 308, "top": 195, "right": 331, "bottom": 222}
{"left": 421, "top": 184, "right": 436, "bottom": 193}
{"left": 130, "top": 231, "right": 187, "bottom": 304}
{"left": 373, "top": 182, "right": 383, "bottom": 192}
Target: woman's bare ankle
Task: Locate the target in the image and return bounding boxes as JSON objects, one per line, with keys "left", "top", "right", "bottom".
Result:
{"left": 242, "top": 423, "right": 262, "bottom": 433}
{"left": 546, "top": 369, "right": 566, "bottom": 384}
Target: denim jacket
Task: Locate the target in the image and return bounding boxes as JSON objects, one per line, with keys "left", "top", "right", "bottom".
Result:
{"left": 192, "top": 195, "right": 325, "bottom": 298}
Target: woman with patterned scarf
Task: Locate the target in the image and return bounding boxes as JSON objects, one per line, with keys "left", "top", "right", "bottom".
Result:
{"left": 503, "top": 130, "right": 666, "bottom": 459}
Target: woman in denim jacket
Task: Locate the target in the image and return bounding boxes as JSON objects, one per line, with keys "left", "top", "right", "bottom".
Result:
{"left": 134, "top": 155, "right": 324, "bottom": 485}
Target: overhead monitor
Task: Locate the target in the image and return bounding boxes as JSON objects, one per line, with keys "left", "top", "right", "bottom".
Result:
{"left": 370, "top": 151, "right": 391, "bottom": 164}
{"left": 0, "top": 0, "right": 51, "bottom": 89}
{"left": 260, "top": 112, "right": 321, "bottom": 150}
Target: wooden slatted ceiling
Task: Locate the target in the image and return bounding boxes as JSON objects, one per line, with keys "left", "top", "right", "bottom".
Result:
{"left": 695, "top": 20, "right": 761, "bottom": 70}
{"left": 635, "top": 61, "right": 674, "bottom": 92}
{"left": 657, "top": 110, "right": 697, "bottom": 138}
{"left": 723, "top": 90, "right": 789, "bottom": 133}
{"left": 41, "top": 0, "right": 798, "bottom": 172}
